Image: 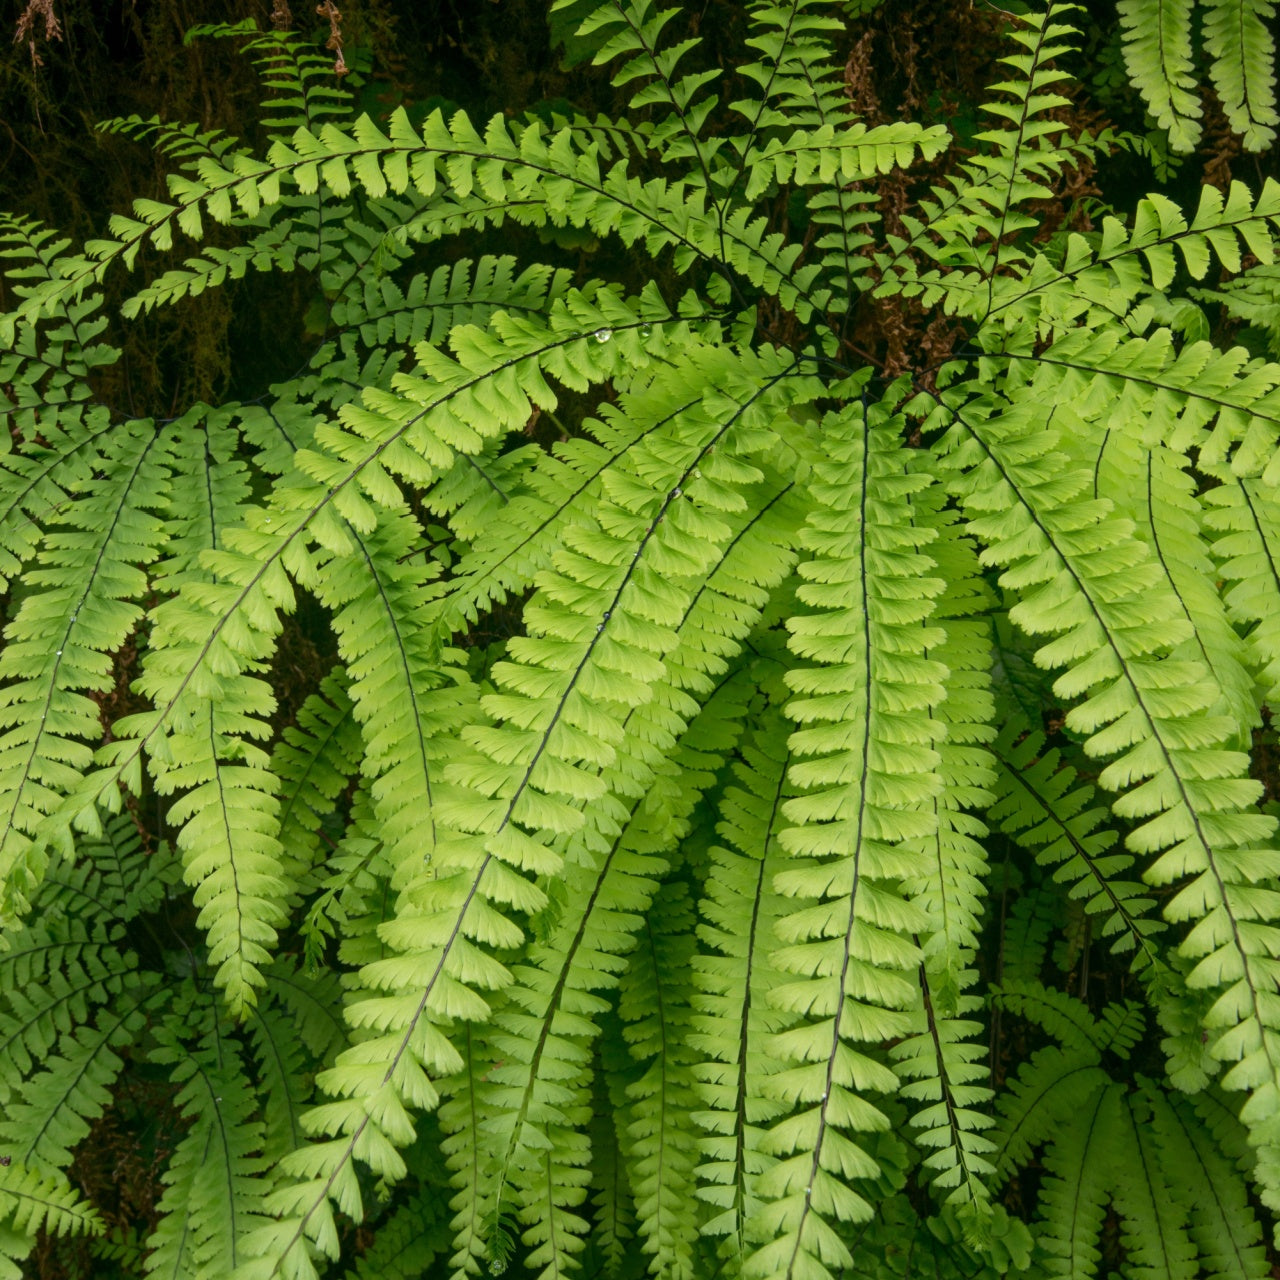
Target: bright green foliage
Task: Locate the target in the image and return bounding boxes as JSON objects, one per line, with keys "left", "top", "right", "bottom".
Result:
{"left": 1, "top": 2, "right": 1280, "bottom": 1279}
{"left": 1118, "top": 0, "right": 1277, "bottom": 152}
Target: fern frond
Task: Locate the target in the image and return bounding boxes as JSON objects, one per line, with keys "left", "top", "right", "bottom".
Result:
{"left": 1118, "top": 0, "right": 1201, "bottom": 150}
{"left": 1130, "top": 443, "right": 1259, "bottom": 743}
{"left": 437, "top": 1025, "right": 491, "bottom": 1278}
{"left": 184, "top": 20, "right": 354, "bottom": 137}
{"left": 104, "top": 489, "right": 286, "bottom": 1014}
{"left": 34, "top": 810, "right": 170, "bottom": 930}
{"left": 236, "top": 325, "right": 764, "bottom": 1280}
{"left": 440, "top": 364, "right": 804, "bottom": 1279}
{"left": 262, "top": 961, "right": 347, "bottom": 1065}
{"left": 691, "top": 710, "right": 794, "bottom": 1266}
{"left": 0, "top": 419, "right": 170, "bottom": 923}
{"left": 248, "top": 1001, "right": 313, "bottom": 1166}
{"left": 0, "top": 1162, "right": 100, "bottom": 1238}
{"left": 1113, "top": 1087, "right": 1215, "bottom": 1280}
{"left": 1155, "top": 1088, "right": 1271, "bottom": 1279}
{"left": 340, "top": 1185, "right": 448, "bottom": 1280}
{"left": 298, "top": 782, "right": 395, "bottom": 973}
{"left": 0, "top": 214, "right": 116, "bottom": 405}
{"left": 0, "top": 406, "right": 117, "bottom": 595}
{"left": 327, "top": 258, "right": 574, "bottom": 405}
{"left": 746, "top": 388, "right": 945, "bottom": 1280}
{"left": 989, "top": 1043, "right": 1108, "bottom": 1187}
{"left": 892, "top": 512, "right": 998, "bottom": 1215}
{"left": 903, "top": 1, "right": 1080, "bottom": 308}
{"left": 0, "top": 935, "right": 134, "bottom": 1107}
{"left": 271, "top": 670, "right": 362, "bottom": 893}
{"left": 618, "top": 882, "right": 702, "bottom": 1280}
{"left": 1032, "top": 1081, "right": 1115, "bottom": 1277}
{"left": 1202, "top": 0, "right": 1279, "bottom": 152}
{"left": 927, "top": 373, "right": 1280, "bottom": 1215}
{"left": 146, "top": 1017, "right": 272, "bottom": 1279}
{"left": 586, "top": 1062, "right": 638, "bottom": 1279}
{"left": 1202, "top": 472, "right": 1280, "bottom": 713}
{"left": 317, "top": 514, "right": 477, "bottom": 876}
{"left": 556, "top": 0, "right": 724, "bottom": 181}
{"left": 39, "top": 104, "right": 836, "bottom": 328}
{"left": 0, "top": 980, "right": 158, "bottom": 1174}
{"left": 988, "top": 719, "right": 1163, "bottom": 963}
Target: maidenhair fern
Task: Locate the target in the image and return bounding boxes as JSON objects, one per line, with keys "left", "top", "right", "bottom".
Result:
{"left": 1117, "top": 0, "right": 1277, "bottom": 153}
{"left": 1, "top": 2, "right": 1280, "bottom": 1277}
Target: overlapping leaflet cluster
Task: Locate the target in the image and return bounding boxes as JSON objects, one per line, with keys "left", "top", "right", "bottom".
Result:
{"left": 0, "top": 3, "right": 1279, "bottom": 1279}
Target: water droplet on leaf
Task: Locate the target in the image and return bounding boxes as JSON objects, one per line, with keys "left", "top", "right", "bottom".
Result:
{"left": 594, "top": 328, "right": 612, "bottom": 343}
{"left": 670, "top": 487, "right": 681, "bottom": 499}
{"left": 639, "top": 323, "right": 652, "bottom": 338}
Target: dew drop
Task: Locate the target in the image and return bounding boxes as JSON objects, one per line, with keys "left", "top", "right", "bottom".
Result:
{"left": 805, "top": 1187, "right": 811, "bottom": 1199}
{"left": 596, "top": 623, "right": 604, "bottom": 632}
{"left": 639, "top": 323, "right": 653, "bottom": 338}
{"left": 594, "top": 328, "right": 612, "bottom": 343}
{"left": 55, "top": 650, "right": 62, "bottom": 656}
{"left": 670, "top": 487, "right": 682, "bottom": 499}
{"left": 602, "top": 611, "right": 611, "bottom": 621}
{"left": 693, "top": 468, "right": 702, "bottom": 479}
{"left": 490, "top": 1261, "right": 507, "bottom": 1277}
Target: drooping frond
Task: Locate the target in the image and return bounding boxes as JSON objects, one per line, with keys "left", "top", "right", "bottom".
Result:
{"left": 438, "top": 360, "right": 808, "bottom": 1279}
{"left": 146, "top": 1015, "right": 273, "bottom": 1279}
{"left": 1202, "top": 472, "right": 1280, "bottom": 713}
{"left": 100, "top": 430, "right": 286, "bottom": 1015}
{"left": 340, "top": 1186, "right": 449, "bottom": 1280}
{"left": 690, "top": 709, "right": 794, "bottom": 1269}
{"left": 926, "top": 364, "right": 1280, "bottom": 1215}
{"left": 311, "top": 508, "right": 477, "bottom": 887}
{"left": 0, "top": 977, "right": 159, "bottom": 1175}
{"left": 747, "top": 387, "right": 945, "bottom": 1280}
{"left": 617, "top": 881, "right": 702, "bottom": 1280}
{"left": 0, "top": 419, "right": 170, "bottom": 922}
{"left": 892, "top": 511, "right": 998, "bottom": 1221}
{"left": 988, "top": 718, "right": 1163, "bottom": 964}
{"left": 1160, "top": 1089, "right": 1271, "bottom": 1279}
{"left": 271, "top": 670, "right": 362, "bottom": 894}
{"left": 1117, "top": 0, "right": 1201, "bottom": 150}
{"left": 1202, "top": 0, "right": 1278, "bottom": 152}
{"left": 0, "top": 1162, "right": 101, "bottom": 1239}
